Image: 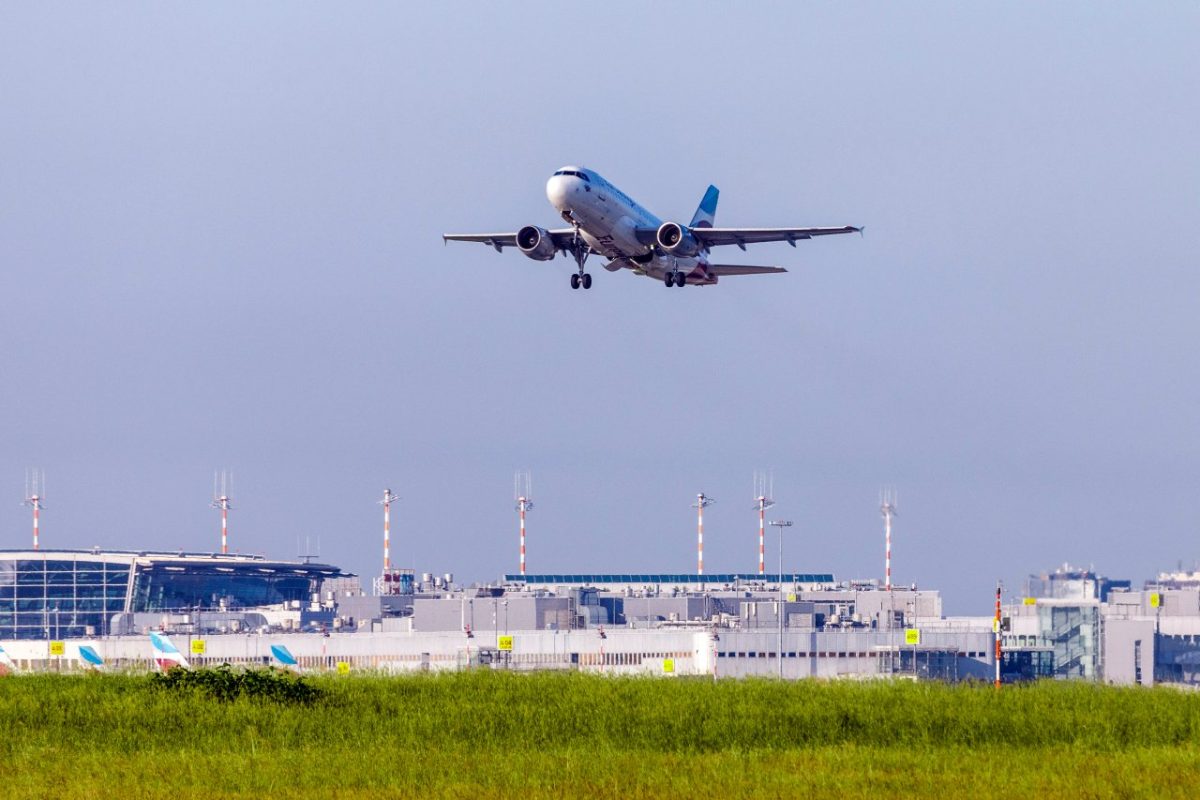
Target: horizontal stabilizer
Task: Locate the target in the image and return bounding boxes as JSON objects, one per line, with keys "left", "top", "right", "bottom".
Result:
{"left": 706, "top": 264, "right": 788, "bottom": 276}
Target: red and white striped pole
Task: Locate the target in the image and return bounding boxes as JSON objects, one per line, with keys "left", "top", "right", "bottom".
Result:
{"left": 757, "top": 497, "right": 767, "bottom": 575}
{"left": 693, "top": 493, "right": 714, "bottom": 576}
{"left": 31, "top": 494, "right": 41, "bottom": 551}
{"left": 518, "top": 496, "right": 528, "bottom": 577}
{"left": 885, "top": 512, "right": 892, "bottom": 591}
{"left": 994, "top": 582, "right": 1002, "bottom": 689}
{"left": 382, "top": 489, "right": 395, "bottom": 571}
{"left": 219, "top": 495, "right": 229, "bottom": 554}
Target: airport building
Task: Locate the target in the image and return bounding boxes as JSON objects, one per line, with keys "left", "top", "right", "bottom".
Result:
{"left": 6, "top": 548, "right": 1200, "bottom": 687}
{"left": 0, "top": 549, "right": 346, "bottom": 640}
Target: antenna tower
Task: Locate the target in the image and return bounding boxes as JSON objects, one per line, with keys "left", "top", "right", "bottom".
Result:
{"left": 211, "top": 470, "right": 233, "bottom": 554}
{"left": 692, "top": 492, "right": 715, "bottom": 575}
{"left": 880, "top": 489, "right": 898, "bottom": 590}
{"left": 514, "top": 471, "right": 534, "bottom": 576}
{"left": 23, "top": 468, "right": 46, "bottom": 551}
{"left": 373, "top": 488, "right": 408, "bottom": 595}
{"left": 753, "top": 470, "right": 775, "bottom": 575}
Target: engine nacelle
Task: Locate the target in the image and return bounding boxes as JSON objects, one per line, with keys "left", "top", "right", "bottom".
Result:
{"left": 656, "top": 221, "right": 701, "bottom": 258}
{"left": 516, "top": 225, "right": 557, "bottom": 261}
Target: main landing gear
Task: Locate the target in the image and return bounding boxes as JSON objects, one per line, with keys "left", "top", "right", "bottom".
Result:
{"left": 664, "top": 271, "right": 686, "bottom": 288}
{"left": 569, "top": 224, "right": 592, "bottom": 290}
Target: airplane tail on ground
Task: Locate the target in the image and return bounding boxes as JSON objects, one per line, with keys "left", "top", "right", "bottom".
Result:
{"left": 78, "top": 644, "right": 105, "bottom": 669}
{"left": 149, "top": 632, "right": 190, "bottom": 671}
{"left": 689, "top": 185, "right": 719, "bottom": 229}
{"left": 270, "top": 644, "right": 300, "bottom": 669}
{"left": 0, "top": 644, "right": 17, "bottom": 675}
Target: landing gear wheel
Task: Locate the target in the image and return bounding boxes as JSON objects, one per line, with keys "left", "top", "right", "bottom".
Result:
{"left": 570, "top": 274, "right": 580, "bottom": 290}
{"left": 581, "top": 273, "right": 592, "bottom": 290}
{"left": 675, "top": 272, "right": 687, "bottom": 287}
{"left": 664, "top": 273, "right": 675, "bottom": 288}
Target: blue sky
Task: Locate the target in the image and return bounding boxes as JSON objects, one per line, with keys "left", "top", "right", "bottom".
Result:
{"left": 2, "top": 4, "right": 1197, "bottom": 612}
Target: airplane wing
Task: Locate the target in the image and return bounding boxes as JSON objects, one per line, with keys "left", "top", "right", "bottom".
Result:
{"left": 694, "top": 226, "right": 861, "bottom": 250}
{"left": 706, "top": 264, "right": 788, "bottom": 276}
{"left": 443, "top": 229, "right": 581, "bottom": 253}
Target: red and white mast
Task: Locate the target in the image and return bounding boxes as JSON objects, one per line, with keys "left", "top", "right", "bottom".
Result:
{"left": 379, "top": 488, "right": 398, "bottom": 572}
{"left": 754, "top": 471, "right": 775, "bottom": 576}
{"left": 23, "top": 468, "right": 46, "bottom": 551}
{"left": 515, "top": 471, "right": 534, "bottom": 577}
{"left": 994, "top": 581, "right": 1003, "bottom": 689}
{"left": 211, "top": 470, "right": 233, "bottom": 554}
{"left": 880, "top": 490, "right": 897, "bottom": 590}
{"left": 693, "top": 492, "right": 715, "bottom": 575}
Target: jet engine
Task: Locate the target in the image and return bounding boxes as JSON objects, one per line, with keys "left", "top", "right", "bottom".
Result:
{"left": 516, "top": 225, "right": 557, "bottom": 261}
{"left": 656, "top": 221, "right": 701, "bottom": 258}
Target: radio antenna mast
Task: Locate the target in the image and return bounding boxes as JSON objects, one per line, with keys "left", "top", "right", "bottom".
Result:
{"left": 514, "top": 471, "right": 534, "bottom": 577}
{"left": 23, "top": 468, "right": 46, "bottom": 550}
{"left": 753, "top": 470, "right": 775, "bottom": 575}
{"left": 211, "top": 470, "right": 233, "bottom": 554}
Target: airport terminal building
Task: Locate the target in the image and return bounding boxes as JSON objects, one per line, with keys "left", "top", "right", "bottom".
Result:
{"left": 0, "top": 549, "right": 346, "bottom": 640}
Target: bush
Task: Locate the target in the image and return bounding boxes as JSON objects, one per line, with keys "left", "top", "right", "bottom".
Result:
{"left": 149, "top": 665, "right": 324, "bottom": 705}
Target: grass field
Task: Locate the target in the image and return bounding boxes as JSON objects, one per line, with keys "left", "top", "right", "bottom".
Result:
{"left": 2, "top": 670, "right": 1198, "bottom": 799}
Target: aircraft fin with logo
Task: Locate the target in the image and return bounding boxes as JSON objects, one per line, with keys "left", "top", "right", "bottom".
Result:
{"left": 0, "top": 643, "right": 18, "bottom": 675}
{"left": 689, "top": 185, "right": 719, "bottom": 229}
{"left": 149, "top": 631, "right": 190, "bottom": 671}
{"left": 79, "top": 644, "right": 105, "bottom": 669}
{"left": 270, "top": 644, "right": 300, "bottom": 669}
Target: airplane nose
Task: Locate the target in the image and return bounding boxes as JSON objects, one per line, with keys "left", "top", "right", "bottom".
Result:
{"left": 546, "top": 176, "right": 568, "bottom": 209}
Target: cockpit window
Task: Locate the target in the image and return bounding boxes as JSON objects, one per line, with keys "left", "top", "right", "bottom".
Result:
{"left": 553, "top": 170, "right": 591, "bottom": 182}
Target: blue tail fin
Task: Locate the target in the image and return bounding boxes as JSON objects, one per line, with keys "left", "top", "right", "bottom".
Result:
{"left": 689, "top": 185, "right": 719, "bottom": 228}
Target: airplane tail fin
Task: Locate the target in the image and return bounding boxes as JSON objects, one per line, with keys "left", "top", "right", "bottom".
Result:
{"left": 149, "top": 631, "right": 190, "bottom": 671}
{"left": 270, "top": 644, "right": 299, "bottom": 669}
{"left": 0, "top": 644, "right": 17, "bottom": 675}
{"left": 79, "top": 644, "right": 105, "bottom": 669}
{"left": 689, "top": 185, "right": 719, "bottom": 229}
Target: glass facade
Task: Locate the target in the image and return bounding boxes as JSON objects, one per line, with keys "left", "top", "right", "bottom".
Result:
{"left": 0, "top": 556, "right": 131, "bottom": 640}
{"left": 130, "top": 563, "right": 320, "bottom": 612}
{"left": 0, "top": 552, "right": 345, "bottom": 640}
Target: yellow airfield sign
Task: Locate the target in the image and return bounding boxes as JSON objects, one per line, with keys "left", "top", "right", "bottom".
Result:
{"left": 497, "top": 635, "right": 513, "bottom": 651}
{"left": 190, "top": 639, "right": 206, "bottom": 655}
{"left": 663, "top": 658, "right": 675, "bottom": 674}
{"left": 49, "top": 641, "right": 65, "bottom": 657}
{"left": 904, "top": 629, "right": 921, "bottom": 646}
{"left": 1150, "top": 593, "right": 1161, "bottom": 608}
{"left": 336, "top": 661, "right": 351, "bottom": 675}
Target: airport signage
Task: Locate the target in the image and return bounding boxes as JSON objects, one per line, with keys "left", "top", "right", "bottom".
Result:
{"left": 48, "top": 641, "right": 65, "bottom": 657}
{"left": 497, "top": 635, "right": 513, "bottom": 651}
{"left": 336, "top": 661, "right": 350, "bottom": 675}
{"left": 663, "top": 658, "right": 675, "bottom": 674}
{"left": 904, "top": 629, "right": 921, "bottom": 646}
{"left": 190, "top": 639, "right": 206, "bottom": 655}
{"left": 1150, "top": 593, "right": 1161, "bottom": 608}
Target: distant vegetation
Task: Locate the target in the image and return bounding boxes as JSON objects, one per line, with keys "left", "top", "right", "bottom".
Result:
{"left": 1, "top": 671, "right": 1198, "bottom": 798}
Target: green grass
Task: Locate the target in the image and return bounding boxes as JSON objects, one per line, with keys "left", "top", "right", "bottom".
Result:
{"left": 2, "top": 671, "right": 1198, "bottom": 798}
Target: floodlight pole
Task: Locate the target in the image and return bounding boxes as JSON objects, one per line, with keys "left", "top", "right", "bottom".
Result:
{"left": 770, "top": 520, "right": 793, "bottom": 679}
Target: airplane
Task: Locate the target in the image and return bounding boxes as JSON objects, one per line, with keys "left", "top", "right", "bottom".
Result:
{"left": 149, "top": 631, "right": 190, "bottom": 672}
{"left": 444, "top": 166, "right": 860, "bottom": 290}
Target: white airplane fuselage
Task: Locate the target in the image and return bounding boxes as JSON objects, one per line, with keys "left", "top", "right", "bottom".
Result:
{"left": 546, "top": 166, "right": 716, "bottom": 284}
